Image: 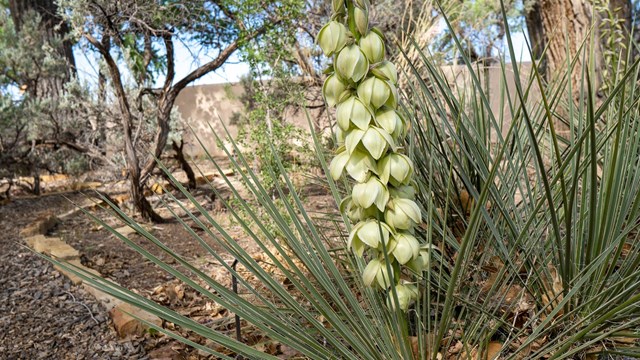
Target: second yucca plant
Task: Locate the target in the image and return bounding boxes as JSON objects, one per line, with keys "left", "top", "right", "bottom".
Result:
{"left": 319, "top": 0, "right": 426, "bottom": 311}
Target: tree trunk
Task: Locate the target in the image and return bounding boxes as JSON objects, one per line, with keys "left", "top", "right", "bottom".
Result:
{"left": 172, "top": 140, "right": 197, "bottom": 190}
{"left": 8, "top": 0, "right": 75, "bottom": 98}
{"left": 526, "top": 0, "right": 631, "bottom": 94}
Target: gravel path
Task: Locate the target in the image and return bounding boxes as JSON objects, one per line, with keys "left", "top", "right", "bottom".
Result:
{"left": 0, "top": 194, "right": 148, "bottom": 359}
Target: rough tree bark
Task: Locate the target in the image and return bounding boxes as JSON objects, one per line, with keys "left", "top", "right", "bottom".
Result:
{"left": 8, "top": 0, "right": 76, "bottom": 98}
{"left": 525, "top": 0, "right": 631, "bottom": 94}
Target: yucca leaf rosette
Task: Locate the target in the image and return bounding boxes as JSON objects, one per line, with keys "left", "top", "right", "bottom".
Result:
{"left": 318, "top": 0, "right": 426, "bottom": 312}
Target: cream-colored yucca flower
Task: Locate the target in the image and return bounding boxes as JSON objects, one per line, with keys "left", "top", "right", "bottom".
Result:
{"left": 378, "top": 153, "right": 414, "bottom": 186}
{"left": 357, "top": 77, "right": 397, "bottom": 110}
{"left": 387, "top": 283, "right": 418, "bottom": 311}
{"left": 336, "top": 95, "right": 372, "bottom": 131}
{"left": 359, "top": 31, "right": 385, "bottom": 63}
{"left": 340, "top": 196, "right": 379, "bottom": 222}
{"left": 336, "top": 44, "right": 369, "bottom": 83}
{"left": 351, "top": 176, "right": 389, "bottom": 211}
{"left": 329, "top": 147, "right": 378, "bottom": 182}
{"left": 353, "top": 6, "right": 369, "bottom": 36}
{"left": 348, "top": 220, "right": 392, "bottom": 256}
{"left": 345, "top": 125, "right": 396, "bottom": 160}
{"left": 375, "top": 107, "right": 405, "bottom": 138}
{"left": 362, "top": 258, "right": 396, "bottom": 289}
{"left": 371, "top": 61, "right": 398, "bottom": 85}
{"left": 317, "top": 21, "right": 348, "bottom": 56}
{"left": 385, "top": 198, "right": 421, "bottom": 230}
{"left": 391, "top": 232, "right": 420, "bottom": 265}
{"left": 323, "top": 74, "right": 348, "bottom": 107}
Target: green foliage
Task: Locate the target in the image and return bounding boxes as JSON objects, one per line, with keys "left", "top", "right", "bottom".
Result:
{"left": 40, "top": 2, "right": 640, "bottom": 360}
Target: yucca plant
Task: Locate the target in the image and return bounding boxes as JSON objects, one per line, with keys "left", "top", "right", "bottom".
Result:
{"left": 40, "top": 2, "right": 640, "bottom": 359}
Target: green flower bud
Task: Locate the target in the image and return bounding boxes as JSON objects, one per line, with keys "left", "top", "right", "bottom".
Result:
{"left": 378, "top": 153, "right": 414, "bottom": 186}
{"left": 387, "top": 283, "right": 418, "bottom": 311}
{"left": 354, "top": 6, "right": 369, "bottom": 36}
{"left": 317, "top": 21, "right": 349, "bottom": 57}
{"left": 371, "top": 61, "right": 398, "bottom": 85}
{"left": 389, "top": 184, "right": 416, "bottom": 200}
{"left": 345, "top": 126, "right": 396, "bottom": 160}
{"left": 357, "top": 77, "right": 397, "bottom": 110}
{"left": 336, "top": 44, "right": 369, "bottom": 83}
{"left": 336, "top": 96, "right": 373, "bottom": 131}
{"left": 332, "top": 0, "right": 345, "bottom": 14}
{"left": 385, "top": 198, "right": 421, "bottom": 230}
{"left": 359, "top": 31, "right": 385, "bottom": 63}
{"left": 362, "top": 258, "right": 396, "bottom": 289}
{"left": 323, "top": 74, "right": 348, "bottom": 107}
{"left": 375, "top": 108, "right": 405, "bottom": 138}
{"left": 329, "top": 147, "right": 378, "bottom": 182}
{"left": 352, "top": 176, "right": 389, "bottom": 211}
{"left": 391, "top": 232, "right": 420, "bottom": 265}
{"left": 349, "top": 219, "right": 392, "bottom": 256}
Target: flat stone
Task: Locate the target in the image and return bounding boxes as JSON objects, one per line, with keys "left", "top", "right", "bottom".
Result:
{"left": 19, "top": 215, "right": 59, "bottom": 237}
{"left": 28, "top": 236, "right": 79, "bottom": 260}
{"left": 109, "top": 303, "right": 162, "bottom": 338}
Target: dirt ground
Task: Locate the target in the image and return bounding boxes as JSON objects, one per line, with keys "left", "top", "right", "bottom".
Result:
{"left": 0, "top": 170, "right": 337, "bottom": 359}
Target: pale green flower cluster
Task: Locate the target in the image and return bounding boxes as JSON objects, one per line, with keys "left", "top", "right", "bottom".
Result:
{"left": 318, "top": 0, "right": 427, "bottom": 311}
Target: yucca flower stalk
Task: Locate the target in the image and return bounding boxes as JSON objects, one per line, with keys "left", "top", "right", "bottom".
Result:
{"left": 319, "top": 0, "right": 423, "bottom": 311}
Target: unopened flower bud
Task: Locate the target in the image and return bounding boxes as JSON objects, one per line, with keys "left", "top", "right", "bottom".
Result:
{"left": 336, "top": 96, "right": 373, "bottom": 131}
{"left": 357, "top": 77, "right": 397, "bottom": 110}
{"left": 378, "top": 153, "right": 414, "bottom": 186}
{"left": 332, "top": 0, "right": 345, "bottom": 14}
{"left": 407, "top": 247, "right": 432, "bottom": 273}
{"left": 340, "top": 196, "right": 379, "bottom": 222}
{"left": 352, "top": 176, "right": 389, "bottom": 211}
{"left": 317, "top": 21, "right": 348, "bottom": 57}
{"left": 336, "top": 44, "right": 369, "bottom": 83}
{"left": 354, "top": 6, "right": 369, "bottom": 36}
{"left": 385, "top": 198, "right": 421, "bottom": 230}
{"left": 359, "top": 31, "right": 385, "bottom": 63}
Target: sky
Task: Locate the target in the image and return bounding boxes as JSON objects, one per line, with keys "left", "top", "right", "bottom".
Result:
{"left": 73, "top": 31, "right": 531, "bottom": 88}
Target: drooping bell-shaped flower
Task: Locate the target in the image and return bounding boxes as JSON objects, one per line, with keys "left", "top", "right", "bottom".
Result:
{"left": 359, "top": 31, "right": 385, "bottom": 63}
{"left": 317, "top": 21, "right": 349, "bottom": 57}
{"left": 391, "top": 232, "right": 420, "bottom": 265}
{"left": 336, "top": 95, "right": 373, "bottom": 131}
{"left": 336, "top": 45, "right": 369, "bottom": 83}
{"left": 352, "top": 176, "right": 389, "bottom": 211}
{"left": 340, "top": 196, "right": 379, "bottom": 222}
{"left": 323, "top": 74, "right": 348, "bottom": 107}
{"left": 357, "top": 77, "right": 397, "bottom": 110}
{"left": 349, "top": 219, "right": 392, "bottom": 256}
{"left": 345, "top": 126, "right": 396, "bottom": 160}
{"left": 329, "top": 147, "right": 378, "bottom": 182}
{"left": 378, "top": 153, "right": 414, "bottom": 186}
{"left": 375, "top": 107, "right": 405, "bottom": 138}
{"left": 362, "top": 258, "right": 396, "bottom": 289}
{"left": 387, "top": 283, "right": 418, "bottom": 311}
{"left": 385, "top": 198, "right": 421, "bottom": 230}
{"left": 406, "top": 246, "right": 433, "bottom": 273}
{"left": 371, "top": 61, "right": 398, "bottom": 85}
